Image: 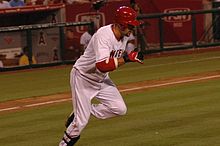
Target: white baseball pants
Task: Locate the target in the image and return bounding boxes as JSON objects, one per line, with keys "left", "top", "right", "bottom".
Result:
{"left": 59, "top": 68, "right": 127, "bottom": 146}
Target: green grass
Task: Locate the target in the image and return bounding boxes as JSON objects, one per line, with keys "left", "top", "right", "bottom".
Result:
{"left": 0, "top": 79, "right": 220, "bottom": 146}
{"left": 111, "top": 51, "right": 220, "bottom": 84}
{"left": 0, "top": 103, "right": 70, "bottom": 146}
{"left": 1, "top": 51, "right": 220, "bottom": 102}
{"left": 1, "top": 51, "right": 220, "bottom": 146}
{"left": 0, "top": 67, "right": 72, "bottom": 102}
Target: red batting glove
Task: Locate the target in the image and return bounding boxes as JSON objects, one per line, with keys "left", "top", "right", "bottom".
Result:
{"left": 128, "top": 51, "right": 144, "bottom": 64}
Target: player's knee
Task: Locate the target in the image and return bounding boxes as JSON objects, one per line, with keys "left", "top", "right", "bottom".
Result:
{"left": 114, "top": 103, "right": 127, "bottom": 116}
{"left": 119, "top": 107, "right": 127, "bottom": 116}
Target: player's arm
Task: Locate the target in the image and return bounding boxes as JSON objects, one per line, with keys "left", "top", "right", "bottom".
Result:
{"left": 126, "top": 40, "right": 136, "bottom": 54}
{"left": 96, "top": 50, "right": 144, "bottom": 73}
{"left": 123, "top": 37, "right": 144, "bottom": 64}
{"left": 96, "top": 57, "right": 125, "bottom": 73}
{"left": 123, "top": 51, "right": 144, "bottom": 64}
{"left": 126, "top": 33, "right": 136, "bottom": 54}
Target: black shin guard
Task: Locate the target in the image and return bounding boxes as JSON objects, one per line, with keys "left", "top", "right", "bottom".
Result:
{"left": 65, "top": 113, "right": 75, "bottom": 128}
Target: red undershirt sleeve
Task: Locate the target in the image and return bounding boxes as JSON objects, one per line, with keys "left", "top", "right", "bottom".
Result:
{"left": 96, "top": 58, "right": 118, "bottom": 73}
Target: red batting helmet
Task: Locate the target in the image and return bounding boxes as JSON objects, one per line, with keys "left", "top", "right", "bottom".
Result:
{"left": 115, "top": 6, "right": 140, "bottom": 27}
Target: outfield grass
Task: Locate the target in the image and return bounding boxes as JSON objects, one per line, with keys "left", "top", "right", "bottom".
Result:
{"left": 0, "top": 79, "right": 220, "bottom": 146}
{"left": 0, "top": 51, "right": 220, "bottom": 102}
{"left": 0, "top": 67, "right": 72, "bottom": 102}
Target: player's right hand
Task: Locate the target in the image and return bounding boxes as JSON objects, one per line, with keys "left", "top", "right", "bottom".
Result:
{"left": 124, "top": 51, "right": 144, "bottom": 64}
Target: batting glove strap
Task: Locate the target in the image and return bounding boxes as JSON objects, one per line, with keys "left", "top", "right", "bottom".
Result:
{"left": 123, "top": 54, "right": 131, "bottom": 63}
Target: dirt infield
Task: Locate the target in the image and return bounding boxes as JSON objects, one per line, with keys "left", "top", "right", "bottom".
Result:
{"left": 1, "top": 70, "right": 220, "bottom": 114}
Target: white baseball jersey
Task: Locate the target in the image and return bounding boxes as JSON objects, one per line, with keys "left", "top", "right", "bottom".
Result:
{"left": 0, "top": 1, "right": 11, "bottom": 8}
{"left": 80, "top": 31, "right": 92, "bottom": 49}
{"left": 74, "top": 24, "right": 133, "bottom": 81}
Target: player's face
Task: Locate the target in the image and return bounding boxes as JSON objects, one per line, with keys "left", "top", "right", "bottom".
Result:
{"left": 122, "top": 25, "right": 135, "bottom": 37}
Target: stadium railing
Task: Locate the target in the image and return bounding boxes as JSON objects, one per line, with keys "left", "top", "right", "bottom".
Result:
{"left": 0, "top": 21, "right": 94, "bottom": 72}
{"left": 137, "top": 8, "right": 220, "bottom": 54}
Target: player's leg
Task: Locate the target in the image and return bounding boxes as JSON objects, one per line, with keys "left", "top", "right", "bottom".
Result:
{"left": 59, "top": 69, "right": 97, "bottom": 146}
{"left": 91, "top": 77, "right": 127, "bottom": 119}
{"left": 65, "top": 112, "right": 75, "bottom": 128}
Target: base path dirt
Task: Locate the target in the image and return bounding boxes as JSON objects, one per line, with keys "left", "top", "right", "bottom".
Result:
{"left": 1, "top": 70, "right": 220, "bottom": 114}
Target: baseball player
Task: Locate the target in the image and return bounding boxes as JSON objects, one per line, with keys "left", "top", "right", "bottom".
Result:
{"left": 59, "top": 6, "right": 144, "bottom": 146}
{"left": 80, "top": 26, "right": 95, "bottom": 52}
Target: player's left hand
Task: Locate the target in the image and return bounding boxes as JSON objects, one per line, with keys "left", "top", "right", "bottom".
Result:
{"left": 124, "top": 51, "right": 144, "bottom": 64}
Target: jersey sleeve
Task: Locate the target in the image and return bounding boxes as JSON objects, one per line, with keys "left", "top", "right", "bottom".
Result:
{"left": 80, "top": 33, "right": 86, "bottom": 45}
{"left": 125, "top": 33, "right": 136, "bottom": 54}
{"left": 94, "top": 31, "right": 111, "bottom": 62}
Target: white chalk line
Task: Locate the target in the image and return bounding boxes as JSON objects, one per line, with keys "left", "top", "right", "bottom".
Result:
{"left": 24, "top": 98, "right": 70, "bottom": 107}
{"left": 1, "top": 74, "right": 220, "bottom": 113}
{"left": 118, "top": 56, "right": 220, "bottom": 72}
{"left": 0, "top": 106, "right": 20, "bottom": 112}
{"left": 0, "top": 99, "right": 71, "bottom": 112}
{"left": 120, "top": 74, "right": 220, "bottom": 92}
